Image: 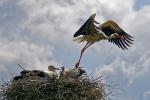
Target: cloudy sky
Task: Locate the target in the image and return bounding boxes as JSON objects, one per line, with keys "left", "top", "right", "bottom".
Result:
{"left": 0, "top": 0, "right": 150, "bottom": 99}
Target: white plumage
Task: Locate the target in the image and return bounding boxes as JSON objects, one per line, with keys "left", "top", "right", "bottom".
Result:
{"left": 44, "top": 65, "right": 60, "bottom": 78}
{"left": 60, "top": 67, "right": 86, "bottom": 79}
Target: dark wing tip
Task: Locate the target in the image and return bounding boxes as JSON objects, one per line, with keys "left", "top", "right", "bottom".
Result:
{"left": 116, "top": 30, "right": 134, "bottom": 50}
{"left": 108, "top": 33, "right": 134, "bottom": 50}
{"left": 120, "top": 34, "right": 134, "bottom": 50}
{"left": 107, "top": 22, "right": 134, "bottom": 50}
{"left": 73, "top": 33, "right": 78, "bottom": 37}
{"left": 91, "top": 13, "right": 96, "bottom": 18}
{"left": 73, "top": 14, "right": 98, "bottom": 37}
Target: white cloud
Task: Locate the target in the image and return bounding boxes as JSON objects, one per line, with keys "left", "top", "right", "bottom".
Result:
{"left": 89, "top": 0, "right": 150, "bottom": 85}
{"left": 0, "top": 39, "right": 57, "bottom": 71}
{"left": 95, "top": 52, "right": 150, "bottom": 85}
{"left": 0, "top": 0, "right": 150, "bottom": 99}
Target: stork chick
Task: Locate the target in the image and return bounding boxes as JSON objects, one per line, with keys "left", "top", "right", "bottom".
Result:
{"left": 60, "top": 66, "right": 86, "bottom": 79}
{"left": 44, "top": 65, "right": 60, "bottom": 78}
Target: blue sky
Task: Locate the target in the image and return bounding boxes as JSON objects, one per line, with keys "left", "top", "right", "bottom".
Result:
{"left": 135, "top": 0, "right": 150, "bottom": 9}
{"left": 0, "top": 0, "right": 150, "bottom": 100}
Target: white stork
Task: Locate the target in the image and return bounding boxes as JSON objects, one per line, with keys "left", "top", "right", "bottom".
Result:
{"left": 60, "top": 66, "right": 86, "bottom": 79}
{"left": 74, "top": 14, "right": 134, "bottom": 68}
{"left": 13, "top": 65, "right": 60, "bottom": 80}
{"left": 43, "top": 65, "right": 60, "bottom": 78}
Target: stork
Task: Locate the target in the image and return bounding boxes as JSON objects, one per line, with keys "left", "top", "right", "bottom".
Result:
{"left": 60, "top": 66, "right": 86, "bottom": 79}
{"left": 13, "top": 65, "right": 60, "bottom": 80}
{"left": 74, "top": 14, "right": 134, "bottom": 68}
{"left": 44, "top": 65, "right": 60, "bottom": 78}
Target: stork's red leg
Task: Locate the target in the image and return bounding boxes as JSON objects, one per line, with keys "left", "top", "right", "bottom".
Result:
{"left": 75, "top": 42, "right": 93, "bottom": 68}
{"left": 75, "top": 42, "right": 89, "bottom": 68}
{"left": 84, "top": 42, "right": 94, "bottom": 50}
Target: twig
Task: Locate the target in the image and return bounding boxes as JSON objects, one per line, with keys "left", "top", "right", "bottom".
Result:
{"left": 18, "top": 64, "right": 25, "bottom": 70}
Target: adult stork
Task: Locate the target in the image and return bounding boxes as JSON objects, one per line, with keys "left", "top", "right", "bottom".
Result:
{"left": 13, "top": 65, "right": 60, "bottom": 80}
{"left": 74, "top": 14, "right": 134, "bottom": 68}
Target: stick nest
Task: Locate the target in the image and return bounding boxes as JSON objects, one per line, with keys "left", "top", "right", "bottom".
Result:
{"left": 0, "top": 70, "right": 110, "bottom": 100}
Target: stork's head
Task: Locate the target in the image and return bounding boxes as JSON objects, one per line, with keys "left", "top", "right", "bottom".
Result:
{"left": 48, "top": 65, "right": 60, "bottom": 71}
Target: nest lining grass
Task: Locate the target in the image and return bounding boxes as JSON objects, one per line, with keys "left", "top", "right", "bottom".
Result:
{"left": 1, "top": 73, "right": 110, "bottom": 100}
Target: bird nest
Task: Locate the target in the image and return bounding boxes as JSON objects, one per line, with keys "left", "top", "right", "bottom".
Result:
{"left": 0, "top": 69, "right": 111, "bottom": 100}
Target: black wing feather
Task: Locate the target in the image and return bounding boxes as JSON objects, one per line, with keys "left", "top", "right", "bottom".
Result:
{"left": 109, "top": 32, "right": 133, "bottom": 50}
{"left": 103, "top": 21, "right": 134, "bottom": 50}
{"left": 73, "top": 14, "right": 99, "bottom": 37}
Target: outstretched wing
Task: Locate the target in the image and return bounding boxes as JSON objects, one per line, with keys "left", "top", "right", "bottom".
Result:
{"left": 101, "top": 20, "right": 134, "bottom": 50}
{"left": 73, "top": 14, "right": 99, "bottom": 37}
